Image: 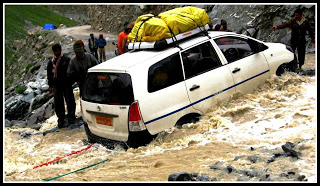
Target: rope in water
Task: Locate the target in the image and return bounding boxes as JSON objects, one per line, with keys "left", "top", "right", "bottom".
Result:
{"left": 33, "top": 143, "right": 94, "bottom": 169}
{"left": 43, "top": 159, "right": 109, "bottom": 181}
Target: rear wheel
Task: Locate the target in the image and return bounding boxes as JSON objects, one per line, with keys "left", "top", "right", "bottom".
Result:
{"left": 127, "top": 130, "right": 157, "bottom": 148}
{"left": 176, "top": 113, "right": 201, "bottom": 128}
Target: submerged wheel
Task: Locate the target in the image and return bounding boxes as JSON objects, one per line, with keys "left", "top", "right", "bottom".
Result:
{"left": 176, "top": 113, "right": 201, "bottom": 128}
{"left": 276, "top": 64, "right": 287, "bottom": 76}
{"left": 127, "top": 130, "right": 158, "bottom": 148}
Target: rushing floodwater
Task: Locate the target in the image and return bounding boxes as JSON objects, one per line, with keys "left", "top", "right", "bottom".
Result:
{"left": 4, "top": 54, "right": 316, "bottom": 182}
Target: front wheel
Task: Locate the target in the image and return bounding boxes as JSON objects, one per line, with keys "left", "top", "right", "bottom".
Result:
{"left": 276, "top": 64, "right": 287, "bottom": 76}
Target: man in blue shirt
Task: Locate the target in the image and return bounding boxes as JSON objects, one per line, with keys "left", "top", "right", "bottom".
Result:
{"left": 96, "top": 33, "right": 107, "bottom": 63}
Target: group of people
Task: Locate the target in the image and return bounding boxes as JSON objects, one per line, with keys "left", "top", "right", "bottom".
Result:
{"left": 47, "top": 40, "right": 99, "bottom": 128}
{"left": 47, "top": 8, "right": 314, "bottom": 128}
{"left": 88, "top": 33, "right": 107, "bottom": 63}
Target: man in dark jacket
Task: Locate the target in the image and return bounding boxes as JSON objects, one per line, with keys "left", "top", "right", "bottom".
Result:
{"left": 88, "top": 33, "right": 98, "bottom": 60}
{"left": 272, "top": 9, "right": 315, "bottom": 71}
{"left": 67, "top": 40, "right": 100, "bottom": 97}
{"left": 47, "top": 44, "right": 76, "bottom": 128}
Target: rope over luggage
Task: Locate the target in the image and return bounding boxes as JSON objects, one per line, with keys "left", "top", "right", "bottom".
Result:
{"left": 127, "top": 6, "right": 210, "bottom": 50}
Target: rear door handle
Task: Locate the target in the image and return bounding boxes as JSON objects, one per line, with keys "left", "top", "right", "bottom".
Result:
{"left": 190, "top": 85, "right": 200, "bottom": 91}
{"left": 232, "top": 67, "right": 241, "bottom": 73}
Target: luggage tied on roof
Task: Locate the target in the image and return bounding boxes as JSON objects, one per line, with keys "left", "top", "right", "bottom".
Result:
{"left": 127, "top": 6, "right": 210, "bottom": 43}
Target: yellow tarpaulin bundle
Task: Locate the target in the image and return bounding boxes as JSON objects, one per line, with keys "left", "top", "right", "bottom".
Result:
{"left": 127, "top": 14, "right": 172, "bottom": 42}
{"left": 127, "top": 6, "right": 210, "bottom": 43}
{"left": 158, "top": 6, "right": 210, "bottom": 36}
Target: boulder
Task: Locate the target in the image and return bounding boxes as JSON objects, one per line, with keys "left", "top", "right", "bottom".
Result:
{"left": 168, "top": 172, "right": 193, "bottom": 181}
{"left": 5, "top": 119, "right": 12, "bottom": 127}
{"left": 11, "top": 120, "right": 28, "bottom": 128}
{"left": 281, "top": 142, "right": 299, "bottom": 158}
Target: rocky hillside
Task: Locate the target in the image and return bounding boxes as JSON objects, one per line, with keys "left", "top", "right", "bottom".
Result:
{"left": 45, "top": 5, "right": 90, "bottom": 24}
{"left": 87, "top": 4, "right": 315, "bottom": 51}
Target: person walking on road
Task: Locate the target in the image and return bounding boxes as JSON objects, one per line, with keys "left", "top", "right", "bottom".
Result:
{"left": 272, "top": 9, "right": 315, "bottom": 71}
{"left": 88, "top": 33, "right": 98, "bottom": 60}
{"left": 96, "top": 34, "right": 107, "bottom": 63}
{"left": 67, "top": 40, "right": 100, "bottom": 97}
{"left": 47, "top": 44, "right": 76, "bottom": 128}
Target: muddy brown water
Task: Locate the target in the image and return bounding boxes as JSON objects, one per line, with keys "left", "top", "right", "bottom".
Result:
{"left": 4, "top": 51, "right": 316, "bottom": 182}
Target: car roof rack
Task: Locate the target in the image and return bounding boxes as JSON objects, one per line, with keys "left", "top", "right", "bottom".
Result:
{"left": 128, "top": 24, "right": 210, "bottom": 51}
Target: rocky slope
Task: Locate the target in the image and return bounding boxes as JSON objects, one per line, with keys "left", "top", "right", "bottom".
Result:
{"left": 87, "top": 4, "right": 315, "bottom": 52}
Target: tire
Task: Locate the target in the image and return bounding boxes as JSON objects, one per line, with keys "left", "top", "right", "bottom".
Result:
{"left": 276, "top": 64, "right": 287, "bottom": 76}
{"left": 176, "top": 113, "right": 201, "bottom": 128}
{"left": 127, "top": 130, "right": 157, "bottom": 148}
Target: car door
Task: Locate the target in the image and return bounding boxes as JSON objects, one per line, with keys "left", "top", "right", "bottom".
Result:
{"left": 181, "top": 40, "right": 236, "bottom": 114}
{"left": 213, "top": 36, "right": 270, "bottom": 94}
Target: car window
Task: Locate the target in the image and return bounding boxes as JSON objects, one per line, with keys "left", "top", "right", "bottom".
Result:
{"left": 214, "top": 37, "right": 257, "bottom": 63}
{"left": 148, "top": 53, "right": 184, "bottom": 93}
{"left": 82, "top": 72, "right": 134, "bottom": 105}
{"left": 181, "top": 41, "right": 222, "bottom": 79}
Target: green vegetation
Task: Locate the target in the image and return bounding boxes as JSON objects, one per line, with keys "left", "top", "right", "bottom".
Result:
{"left": 15, "top": 85, "right": 27, "bottom": 94}
{"left": 4, "top": 5, "right": 80, "bottom": 63}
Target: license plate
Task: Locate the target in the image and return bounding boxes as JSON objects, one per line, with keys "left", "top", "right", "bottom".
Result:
{"left": 95, "top": 115, "right": 113, "bottom": 126}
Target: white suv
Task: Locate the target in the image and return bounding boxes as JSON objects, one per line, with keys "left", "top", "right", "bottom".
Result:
{"left": 81, "top": 31, "right": 294, "bottom": 148}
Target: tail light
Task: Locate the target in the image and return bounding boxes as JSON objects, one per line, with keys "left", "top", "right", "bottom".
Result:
{"left": 128, "top": 101, "right": 146, "bottom": 131}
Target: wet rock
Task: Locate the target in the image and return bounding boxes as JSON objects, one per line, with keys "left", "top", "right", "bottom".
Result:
{"left": 196, "top": 175, "right": 210, "bottom": 181}
{"left": 259, "top": 174, "right": 272, "bottom": 181}
{"left": 168, "top": 172, "right": 193, "bottom": 181}
{"left": 299, "top": 69, "right": 315, "bottom": 76}
{"left": 11, "top": 120, "right": 28, "bottom": 128}
{"left": 226, "top": 165, "right": 235, "bottom": 173}
{"left": 40, "top": 84, "right": 49, "bottom": 92}
{"left": 287, "top": 171, "right": 296, "bottom": 175}
{"left": 27, "top": 123, "right": 42, "bottom": 130}
{"left": 267, "top": 156, "right": 276, "bottom": 163}
{"left": 5, "top": 119, "right": 12, "bottom": 127}
{"left": 267, "top": 152, "right": 282, "bottom": 163}
{"left": 247, "top": 155, "right": 259, "bottom": 163}
{"left": 245, "top": 170, "right": 263, "bottom": 178}
{"left": 294, "top": 175, "right": 307, "bottom": 181}
{"left": 282, "top": 142, "right": 299, "bottom": 158}
{"left": 209, "top": 161, "right": 223, "bottom": 170}
{"left": 211, "top": 177, "right": 217, "bottom": 181}
{"left": 26, "top": 97, "right": 54, "bottom": 126}
{"left": 234, "top": 155, "right": 242, "bottom": 161}
{"left": 279, "top": 173, "right": 289, "bottom": 178}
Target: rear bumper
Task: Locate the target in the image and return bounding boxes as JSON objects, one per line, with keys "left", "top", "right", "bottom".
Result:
{"left": 84, "top": 123, "right": 129, "bottom": 149}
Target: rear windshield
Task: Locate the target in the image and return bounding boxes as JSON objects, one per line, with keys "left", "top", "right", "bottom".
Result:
{"left": 82, "top": 72, "right": 134, "bottom": 105}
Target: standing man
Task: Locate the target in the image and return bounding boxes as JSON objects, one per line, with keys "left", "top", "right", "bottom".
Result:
{"left": 67, "top": 40, "right": 100, "bottom": 97}
{"left": 88, "top": 33, "right": 98, "bottom": 60}
{"left": 96, "top": 34, "right": 107, "bottom": 63}
{"left": 272, "top": 9, "right": 315, "bottom": 71}
{"left": 118, "top": 23, "right": 134, "bottom": 55}
{"left": 47, "top": 44, "right": 76, "bottom": 128}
